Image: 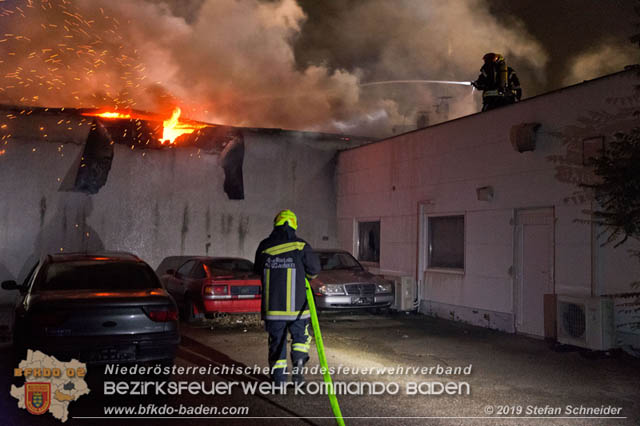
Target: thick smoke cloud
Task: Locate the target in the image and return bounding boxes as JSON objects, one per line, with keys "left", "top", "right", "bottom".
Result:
{"left": 0, "top": 0, "right": 632, "bottom": 137}
{"left": 563, "top": 41, "right": 638, "bottom": 86}
{"left": 293, "top": 0, "right": 549, "bottom": 133}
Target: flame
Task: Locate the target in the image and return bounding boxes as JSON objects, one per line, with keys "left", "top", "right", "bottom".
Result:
{"left": 161, "top": 107, "right": 206, "bottom": 145}
{"left": 93, "top": 112, "right": 131, "bottom": 119}
{"left": 82, "top": 110, "right": 132, "bottom": 119}
{"left": 81, "top": 107, "right": 207, "bottom": 145}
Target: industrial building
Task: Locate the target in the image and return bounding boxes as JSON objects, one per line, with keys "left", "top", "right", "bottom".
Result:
{"left": 1, "top": 69, "right": 639, "bottom": 352}
{"left": 336, "top": 69, "right": 640, "bottom": 350}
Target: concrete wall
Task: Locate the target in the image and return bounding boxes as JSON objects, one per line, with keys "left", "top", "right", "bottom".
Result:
{"left": 336, "top": 70, "right": 640, "bottom": 333}
{"left": 0, "top": 114, "right": 343, "bottom": 305}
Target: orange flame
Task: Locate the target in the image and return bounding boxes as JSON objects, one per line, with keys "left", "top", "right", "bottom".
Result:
{"left": 161, "top": 107, "right": 206, "bottom": 145}
{"left": 81, "top": 107, "right": 207, "bottom": 145}
{"left": 86, "top": 111, "right": 132, "bottom": 119}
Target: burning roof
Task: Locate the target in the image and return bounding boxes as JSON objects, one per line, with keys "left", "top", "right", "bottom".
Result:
{"left": 0, "top": 103, "right": 370, "bottom": 199}
{"left": 81, "top": 106, "right": 208, "bottom": 146}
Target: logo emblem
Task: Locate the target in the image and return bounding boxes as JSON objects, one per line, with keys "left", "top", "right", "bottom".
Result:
{"left": 25, "top": 382, "right": 51, "bottom": 415}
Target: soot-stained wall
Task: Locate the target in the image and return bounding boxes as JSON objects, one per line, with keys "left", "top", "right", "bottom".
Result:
{"left": 0, "top": 109, "right": 353, "bottom": 304}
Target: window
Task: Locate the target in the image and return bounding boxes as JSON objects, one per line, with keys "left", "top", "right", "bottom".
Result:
{"left": 192, "top": 263, "right": 207, "bottom": 279}
{"left": 38, "top": 261, "right": 159, "bottom": 291}
{"left": 358, "top": 221, "right": 380, "bottom": 263}
{"left": 206, "top": 259, "right": 254, "bottom": 273}
{"left": 177, "top": 260, "right": 196, "bottom": 277}
{"left": 428, "top": 215, "right": 464, "bottom": 270}
{"left": 317, "top": 251, "right": 364, "bottom": 271}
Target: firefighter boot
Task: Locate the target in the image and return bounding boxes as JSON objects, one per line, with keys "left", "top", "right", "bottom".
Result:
{"left": 291, "top": 358, "right": 305, "bottom": 385}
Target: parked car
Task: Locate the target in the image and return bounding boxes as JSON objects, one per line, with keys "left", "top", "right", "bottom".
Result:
{"left": 2, "top": 252, "right": 179, "bottom": 365}
{"left": 157, "top": 256, "right": 261, "bottom": 322}
{"left": 311, "top": 249, "right": 394, "bottom": 310}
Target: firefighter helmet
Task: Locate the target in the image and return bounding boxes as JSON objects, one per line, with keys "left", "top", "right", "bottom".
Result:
{"left": 483, "top": 53, "right": 505, "bottom": 63}
{"left": 274, "top": 209, "right": 298, "bottom": 230}
{"left": 482, "top": 52, "right": 497, "bottom": 62}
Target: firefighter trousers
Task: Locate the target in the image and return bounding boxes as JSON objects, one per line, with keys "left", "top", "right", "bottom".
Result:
{"left": 266, "top": 319, "right": 311, "bottom": 383}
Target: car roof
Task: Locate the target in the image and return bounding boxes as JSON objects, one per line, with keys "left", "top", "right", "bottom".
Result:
{"left": 159, "top": 256, "right": 252, "bottom": 262}
{"left": 48, "top": 252, "right": 142, "bottom": 263}
{"left": 313, "top": 249, "right": 353, "bottom": 254}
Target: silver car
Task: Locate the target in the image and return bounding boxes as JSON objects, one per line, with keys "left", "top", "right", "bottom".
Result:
{"left": 2, "top": 252, "right": 179, "bottom": 365}
{"left": 310, "top": 249, "right": 394, "bottom": 310}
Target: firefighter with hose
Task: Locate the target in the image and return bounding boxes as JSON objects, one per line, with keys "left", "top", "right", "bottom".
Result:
{"left": 472, "top": 52, "right": 522, "bottom": 111}
{"left": 254, "top": 210, "right": 345, "bottom": 425}
{"left": 254, "top": 209, "right": 321, "bottom": 385}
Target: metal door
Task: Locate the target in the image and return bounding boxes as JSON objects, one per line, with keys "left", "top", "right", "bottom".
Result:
{"left": 514, "top": 208, "right": 554, "bottom": 336}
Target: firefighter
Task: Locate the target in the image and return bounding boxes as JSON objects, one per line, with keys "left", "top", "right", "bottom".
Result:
{"left": 254, "top": 209, "right": 321, "bottom": 385}
{"left": 472, "top": 52, "right": 522, "bottom": 111}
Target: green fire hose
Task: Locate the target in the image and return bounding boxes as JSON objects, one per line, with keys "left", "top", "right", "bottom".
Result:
{"left": 306, "top": 279, "right": 345, "bottom": 426}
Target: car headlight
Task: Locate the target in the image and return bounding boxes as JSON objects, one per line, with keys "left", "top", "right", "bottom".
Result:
{"left": 375, "top": 283, "right": 393, "bottom": 294}
{"left": 317, "top": 284, "right": 345, "bottom": 295}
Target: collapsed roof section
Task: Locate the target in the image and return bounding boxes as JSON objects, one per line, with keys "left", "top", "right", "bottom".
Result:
{"left": 0, "top": 105, "right": 371, "bottom": 199}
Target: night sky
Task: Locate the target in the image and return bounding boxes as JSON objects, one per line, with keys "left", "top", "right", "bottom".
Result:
{"left": 293, "top": 0, "right": 638, "bottom": 96}
{"left": 1, "top": 0, "right": 638, "bottom": 136}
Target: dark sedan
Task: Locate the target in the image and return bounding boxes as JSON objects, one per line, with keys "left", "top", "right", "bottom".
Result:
{"left": 2, "top": 252, "right": 179, "bottom": 365}
{"left": 311, "top": 249, "right": 394, "bottom": 310}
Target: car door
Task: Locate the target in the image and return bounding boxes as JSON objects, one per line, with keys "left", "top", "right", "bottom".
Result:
{"left": 172, "top": 260, "right": 197, "bottom": 306}
{"left": 188, "top": 262, "right": 207, "bottom": 302}
{"left": 12, "top": 261, "right": 42, "bottom": 336}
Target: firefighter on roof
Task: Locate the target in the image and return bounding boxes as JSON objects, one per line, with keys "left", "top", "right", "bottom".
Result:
{"left": 472, "top": 52, "right": 522, "bottom": 111}
{"left": 254, "top": 209, "right": 321, "bottom": 385}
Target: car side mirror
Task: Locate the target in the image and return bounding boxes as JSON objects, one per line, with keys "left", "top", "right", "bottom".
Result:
{"left": 1, "top": 280, "right": 18, "bottom": 290}
{"left": 166, "top": 269, "right": 176, "bottom": 276}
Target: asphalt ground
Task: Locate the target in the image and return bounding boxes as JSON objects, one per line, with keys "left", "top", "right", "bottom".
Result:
{"left": 1, "top": 311, "right": 639, "bottom": 426}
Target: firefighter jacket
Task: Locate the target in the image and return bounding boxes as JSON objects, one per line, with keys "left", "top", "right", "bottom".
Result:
{"left": 474, "top": 63, "right": 521, "bottom": 101}
{"left": 254, "top": 225, "right": 321, "bottom": 321}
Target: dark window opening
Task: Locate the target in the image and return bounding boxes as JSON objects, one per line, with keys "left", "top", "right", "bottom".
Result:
{"left": 358, "top": 221, "right": 380, "bottom": 263}
{"left": 428, "top": 215, "right": 464, "bottom": 270}
{"left": 71, "top": 120, "right": 114, "bottom": 194}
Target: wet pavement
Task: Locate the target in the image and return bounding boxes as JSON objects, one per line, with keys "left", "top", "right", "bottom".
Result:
{"left": 1, "top": 311, "right": 639, "bottom": 425}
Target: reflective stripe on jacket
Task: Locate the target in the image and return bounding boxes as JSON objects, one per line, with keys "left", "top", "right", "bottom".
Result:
{"left": 254, "top": 225, "right": 321, "bottom": 321}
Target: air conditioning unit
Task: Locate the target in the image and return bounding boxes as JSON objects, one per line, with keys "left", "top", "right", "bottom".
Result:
{"left": 556, "top": 295, "right": 615, "bottom": 351}
{"left": 393, "top": 276, "right": 416, "bottom": 311}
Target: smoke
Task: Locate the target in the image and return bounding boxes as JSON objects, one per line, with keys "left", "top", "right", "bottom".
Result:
{"left": 293, "top": 0, "right": 550, "bottom": 133}
{"left": 563, "top": 41, "right": 638, "bottom": 86}
{"left": 0, "top": 0, "right": 551, "bottom": 136}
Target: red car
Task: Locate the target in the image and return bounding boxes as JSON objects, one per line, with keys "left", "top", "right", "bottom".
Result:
{"left": 157, "top": 256, "right": 261, "bottom": 322}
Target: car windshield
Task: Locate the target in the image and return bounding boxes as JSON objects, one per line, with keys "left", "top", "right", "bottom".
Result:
{"left": 35, "top": 261, "right": 160, "bottom": 291}
{"left": 317, "top": 252, "right": 363, "bottom": 271}
{"left": 205, "top": 259, "right": 254, "bottom": 273}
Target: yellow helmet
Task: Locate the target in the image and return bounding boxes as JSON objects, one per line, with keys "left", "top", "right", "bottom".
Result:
{"left": 274, "top": 209, "right": 298, "bottom": 230}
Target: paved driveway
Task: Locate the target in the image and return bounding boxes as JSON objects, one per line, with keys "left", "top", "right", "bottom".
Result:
{"left": 2, "top": 311, "right": 639, "bottom": 425}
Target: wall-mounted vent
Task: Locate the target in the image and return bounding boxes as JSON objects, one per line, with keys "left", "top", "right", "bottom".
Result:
{"left": 510, "top": 122, "right": 540, "bottom": 153}
{"left": 476, "top": 186, "right": 494, "bottom": 201}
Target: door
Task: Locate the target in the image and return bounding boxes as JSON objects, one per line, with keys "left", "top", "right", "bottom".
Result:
{"left": 514, "top": 208, "right": 554, "bottom": 337}
{"left": 170, "top": 260, "right": 198, "bottom": 305}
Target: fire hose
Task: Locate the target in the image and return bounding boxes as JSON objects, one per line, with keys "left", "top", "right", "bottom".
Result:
{"left": 306, "top": 279, "right": 345, "bottom": 426}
